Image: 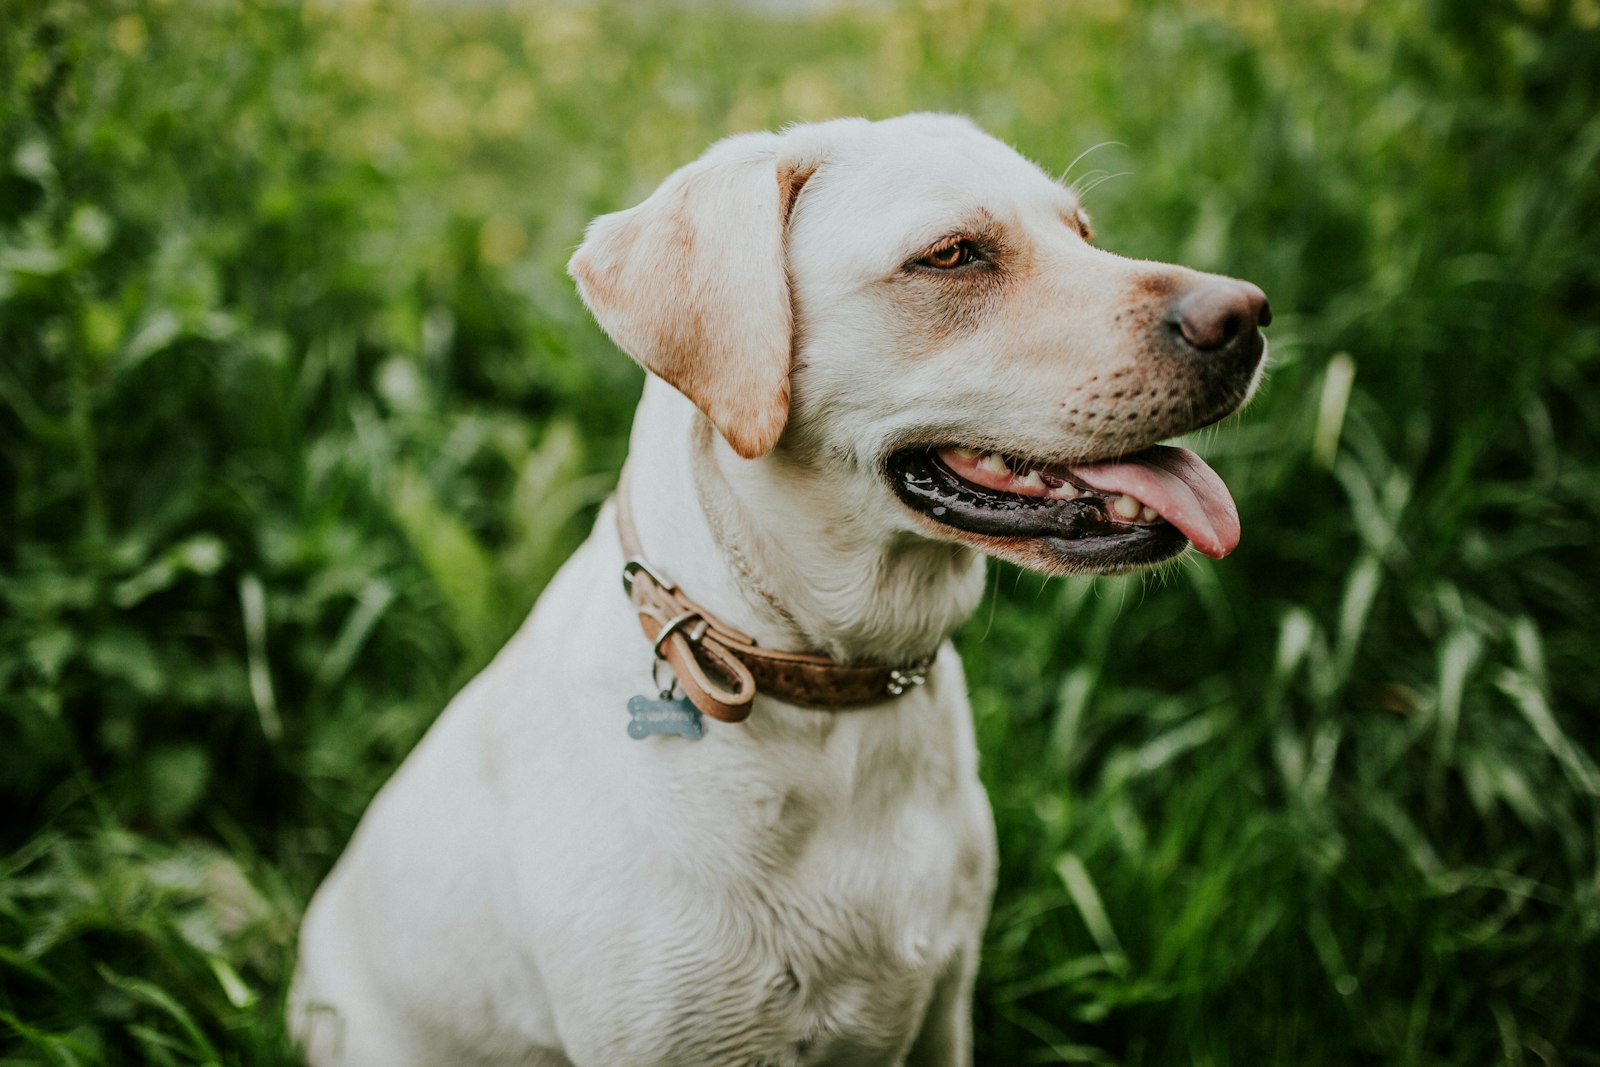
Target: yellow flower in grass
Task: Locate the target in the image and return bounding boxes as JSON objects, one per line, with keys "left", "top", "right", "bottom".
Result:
{"left": 479, "top": 214, "right": 529, "bottom": 269}
{"left": 112, "top": 14, "right": 146, "bottom": 56}
{"left": 484, "top": 76, "right": 539, "bottom": 138}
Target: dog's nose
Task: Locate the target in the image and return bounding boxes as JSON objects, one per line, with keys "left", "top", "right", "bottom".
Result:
{"left": 1171, "top": 281, "right": 1271, "bottom": 352}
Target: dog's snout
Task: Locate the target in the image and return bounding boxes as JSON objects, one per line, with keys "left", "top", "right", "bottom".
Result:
{"left": 1171, "top": 281, "right": 1271, "bottom": 353}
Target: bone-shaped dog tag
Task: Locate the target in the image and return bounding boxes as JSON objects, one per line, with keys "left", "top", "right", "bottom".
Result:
{"left": 626, "top": 694, "right": 704, "bottom": 741}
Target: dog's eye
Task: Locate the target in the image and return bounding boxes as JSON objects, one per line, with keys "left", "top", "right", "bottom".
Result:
{"left": 918, "top": 240, "right": 977, "bottom": 270}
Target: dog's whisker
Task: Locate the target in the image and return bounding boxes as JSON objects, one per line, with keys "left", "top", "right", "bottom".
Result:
{"left": 1064, "top": 167, "right": 1108, "bottom": 198}
{"left": 1075, "top": 170, "right": 1136, "bottom": 200}
{"left": 1059, "top": 140, "right": 1127, "bottom": 186}
{"left": 978, "top": 560, "right": 1003, "bottom": 642}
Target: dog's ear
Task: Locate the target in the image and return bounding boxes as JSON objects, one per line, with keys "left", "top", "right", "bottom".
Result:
{"left": 568, "top": 134, "right": 817, "bottom": 460}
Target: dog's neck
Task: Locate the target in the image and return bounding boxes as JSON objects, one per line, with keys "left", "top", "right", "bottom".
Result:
{"left": 625, "top": 381, "right": 987, "bottom": 666}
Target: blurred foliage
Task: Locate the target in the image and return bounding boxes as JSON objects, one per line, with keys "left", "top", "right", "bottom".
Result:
{"left": 1, "top": 0, "right": 1598, "bottom": 1063}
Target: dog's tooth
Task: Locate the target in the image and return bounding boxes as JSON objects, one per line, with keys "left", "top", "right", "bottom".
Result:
{"left": 949, "top": 446, "right": 980, "bottom": 460}
{"left": 1113, "top": 494, "right": 1143, "bottom": 519}
{"left": 1140, "top": 505, "right": 1159, "bottom": 522}
{"left": 1048, "top": 482, "right": 1079, "bottom": 500}
{"left": 1014, "top": 469, "right": 1046, "bottom": 491}
{"left": 977, "top": 452, "right": 1009, "bottom": 475}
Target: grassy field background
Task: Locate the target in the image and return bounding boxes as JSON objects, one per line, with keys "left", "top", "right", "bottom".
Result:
{"left": 4, "top": 0, "right": 1599, "bottom": 1063}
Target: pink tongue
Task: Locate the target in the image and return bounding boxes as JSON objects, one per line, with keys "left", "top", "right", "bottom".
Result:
{"left": 1070, "top": 446, "right": 1241, "bottom": 559}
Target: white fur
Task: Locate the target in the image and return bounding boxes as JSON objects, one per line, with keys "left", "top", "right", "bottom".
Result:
{"left": 291, "top": 113, "right": 1258, "bottom": 1066}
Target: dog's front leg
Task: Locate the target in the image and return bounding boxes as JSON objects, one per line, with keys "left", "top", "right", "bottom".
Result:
{"left": 903, "top": 944, "right": 978, "bottom": 1066}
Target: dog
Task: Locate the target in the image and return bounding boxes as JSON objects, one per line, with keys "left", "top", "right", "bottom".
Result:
{"left": 289, "top": 113, "right": 1269, "bottom": 1066}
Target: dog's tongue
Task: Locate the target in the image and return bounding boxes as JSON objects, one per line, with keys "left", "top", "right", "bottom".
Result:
{"left": 1070, "top": 446, "right": 1241, "bottom": 559}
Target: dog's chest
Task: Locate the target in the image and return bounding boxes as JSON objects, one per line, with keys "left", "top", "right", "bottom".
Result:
{"left": 689, "top": 878, "right": 949, "bottom": 1062}
{"left": 549, "top": 715, "right": 993, "bottom": 1065}
{"left": 620, "top": 820, "right": 977, "bottom": 1063}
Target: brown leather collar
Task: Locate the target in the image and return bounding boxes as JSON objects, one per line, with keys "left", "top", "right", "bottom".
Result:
{"left": 615, "top": 466, "right": 931, "bottom": 723}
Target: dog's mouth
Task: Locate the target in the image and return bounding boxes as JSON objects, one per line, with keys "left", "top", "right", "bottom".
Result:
{"left": 886, "top": 443, "right": 1241, "bottom": 571}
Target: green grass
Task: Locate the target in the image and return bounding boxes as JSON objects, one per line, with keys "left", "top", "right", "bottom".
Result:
{"left": 3, "top": 0, "right": 1598, "bottom": 1062}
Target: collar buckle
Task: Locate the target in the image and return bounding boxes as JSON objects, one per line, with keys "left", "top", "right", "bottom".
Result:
{"left": 622, "top": 556, "right": 676, "bottom": 596}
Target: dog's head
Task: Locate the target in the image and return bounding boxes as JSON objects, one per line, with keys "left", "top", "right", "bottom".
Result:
{"left": 570, "top": 114, "right": 1269, "bottom": 576}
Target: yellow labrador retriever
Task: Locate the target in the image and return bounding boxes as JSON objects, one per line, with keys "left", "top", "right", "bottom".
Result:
{"left": 290, "top": 113, "right": 1269, "bottom": 1066}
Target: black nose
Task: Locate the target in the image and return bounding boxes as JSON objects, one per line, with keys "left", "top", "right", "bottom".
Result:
{"left": 1171, "top": 280, "right": 1271, "bottom": 352}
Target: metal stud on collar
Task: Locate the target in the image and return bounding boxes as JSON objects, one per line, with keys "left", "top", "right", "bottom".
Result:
{"left": 885, "top": 664, "right": 929, "bottom": 696}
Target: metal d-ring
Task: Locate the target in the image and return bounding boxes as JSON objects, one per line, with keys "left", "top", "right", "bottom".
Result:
{"left": 651, "top": 611, "right": 709, "bottom": 659}
{"left": 649, "top": 613, "right": 707, "bottom": 700}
